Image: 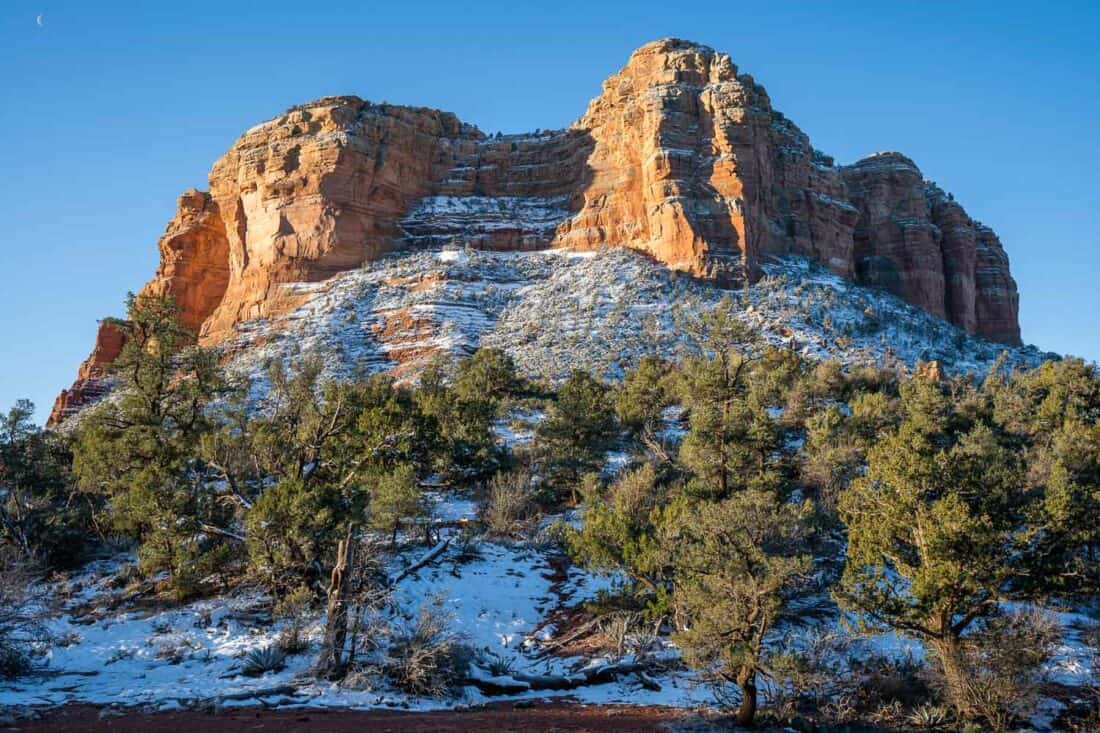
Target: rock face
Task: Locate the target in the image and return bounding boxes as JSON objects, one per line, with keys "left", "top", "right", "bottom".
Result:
{"left": 139, "top": 189, "right": 231, "bottom": 333}
{"left": 840, "top": 152, "right": 1020, "bottom": 344}
{"left": 51, "top": 38, "right": 1023, "bottom": 424}
{"left": 49, "top": 320, "right": 128, "bottom": 426}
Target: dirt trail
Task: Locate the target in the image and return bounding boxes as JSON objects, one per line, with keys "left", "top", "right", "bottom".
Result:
{"left": 15, "top": 702, "right": 707, "bottom": 732}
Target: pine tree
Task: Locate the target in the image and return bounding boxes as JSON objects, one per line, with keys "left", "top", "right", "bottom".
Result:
{"left": 73, "top": 294, "right": 227, "bottom": 597}
{"left": 567, "top": 463, "right": 681, "bottom": 607}
{"left": 415, "top": 359, "right": 499, "bottom": 482}
{"left": 675, "top": 301, "right": 779, "bottom": 499}
{"left": 0, "top": 401, "right": 86, "bottom": 568}
{"left": 836, "top": 374, "right": 1099, "bottom": 721}
{"left": 451, "top": 348, "right": 523, "bottom": 405}
{"left": 536, "top": 370, "right": 618, "bottom": 504}
{"left": 368, "top": 463, "right": 423, "bottom": 546}
{"left": 614, "top": 356, "right": 674, "bottom": 455}
{"left": 671, "top": 489, "right": 814, "bottom": 726}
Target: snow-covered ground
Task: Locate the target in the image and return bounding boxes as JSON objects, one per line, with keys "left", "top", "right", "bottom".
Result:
{"left": 219, "top": 245, "right": 1049, "bottom": 406}
{"left": 7, "top": 487, "right": 1094, "bottom": 717}
{"left": 19, "top": 244, "right": 1082, "bottom": 720}
{"left": 0, "top": 505, "right": 713, "bottom": 712}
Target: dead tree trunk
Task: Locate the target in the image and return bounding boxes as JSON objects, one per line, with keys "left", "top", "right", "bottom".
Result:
{"left": 315, "top": 531, "right": 355, "bottom": 680}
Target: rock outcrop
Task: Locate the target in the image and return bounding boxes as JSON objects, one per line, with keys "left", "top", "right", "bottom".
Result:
{"left": 49, "top": 320, "right": 128, "bottom": 426}
{"left": 50, "top": 38, "right": 1023, "bottom": 424}
{"left": 840, "top": 152, "right": 1020, "bottom": 344}
{"left": 139, "top": 189, "right": 231, "bottom": 333}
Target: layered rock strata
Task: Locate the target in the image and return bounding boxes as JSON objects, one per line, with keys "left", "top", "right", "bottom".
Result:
{"left": 50, "top": 38, "right": 1022, "bottom": 425}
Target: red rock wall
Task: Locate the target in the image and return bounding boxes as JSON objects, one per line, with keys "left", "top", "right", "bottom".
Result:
{"left": 48, "top": 320, "right": 128, "bottom": 426}
{"left": 149, "top": 40, "right": 1019, "bottom": 348}
{"left": 52, "top": 38, "right": 1024, "bottom": 422}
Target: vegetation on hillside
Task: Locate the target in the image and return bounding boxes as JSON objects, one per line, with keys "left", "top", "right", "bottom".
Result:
{"left": 2, "top": 292, "right": 1098, "bottom": 730}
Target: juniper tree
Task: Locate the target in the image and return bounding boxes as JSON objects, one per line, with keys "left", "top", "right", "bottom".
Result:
{"left": 674, "top": 302, "right": 782, "bottom": 499}
{"left": 73, "top": 294, "right": 228, "bottom": 597}
{"left": 799, "top": 390, "right": 903, "bottom": 518}
{"left": 415, "top": 359, "right": 499, "bottom": 482}
{"left": 451, "top": 347, "right": 524, "bottom": 405}
{"left": 614, "top": 356, "right": 674, "bottom": 457}
{"left": 677, "top": 355, "right": 782, "bottom": 499}
{"left": 368, "top": 463, "right": 423, "bottom": 546}
{"left": 671, "top": 489, "right": 815, "bottom": 726}
{"left": 836, "top": 373, "right": 1100, "bottom": 723}
{"left": 0, "top": 401, "right": 88, "bottom": 568}
{"left": 536, "top": 370, "right": 618, "bottom": 504}
{"left": 566, "top": 463, "right": 681, "bottom": 608}
{"left": 243, "top": 362, "right": 436, "bottom": 589}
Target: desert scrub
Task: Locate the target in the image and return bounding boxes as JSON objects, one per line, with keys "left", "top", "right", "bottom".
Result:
{"left": 274, "top": 585, "right": 314, "bottom": 654}
{"left": 383, "top": 596, "right": 471, "bottom": 697}
{"left": 480, "top": 469, "right": 538, "bottom": 537}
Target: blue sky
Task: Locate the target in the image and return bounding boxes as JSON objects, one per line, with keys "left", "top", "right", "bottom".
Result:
{"left": 1, "top": 1, "right": 1098, "bottom": 422}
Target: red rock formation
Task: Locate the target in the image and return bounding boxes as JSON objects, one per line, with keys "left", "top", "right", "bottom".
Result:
{"left": 139, "top": 189, "right": 231, "bottom": 334}
{"left": 841, "top": 153, "right": 1020, "bottom": 344}
{"left": 145, "top": 40, "right": 1018, "bottom": 347}
{"left": 558, "top": 39, "right": 860, "bottom": 284}
{"left": 52, "top": 38, "right": 1024, "bottom": 422}
{"left": 48, "top": 320, "right": 128, "bottom": 426}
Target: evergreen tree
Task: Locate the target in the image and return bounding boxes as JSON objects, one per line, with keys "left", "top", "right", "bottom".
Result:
{"left": 73, "top": 295, "right": 227, "bottom": 597}
{"left": 451, "top": 348, "right": 523, "bottom": 405}
{"left": 535, "top": 370, "right": 618, "bottom": 504}
{"left": 0, "top": 401, "right": 87, "bottom": 568}
{"left": 240, "top": 362, "right": 435, "bottom": 589}
{"left": 675, "top": 302, "right": 778, "bottom": 499}
{"left": 415, "top": 359, "right": 499, "bottom": 482}
{"left": 614, "top": 356, "right": 674, "bottom": 456}
{"left": 567, "top": 463, "right": 681, "bottom": 608}
{"left": 836, "top": 374, "right": 1099, "bottom": 721}
{"left": 368, "top": 463, "right": 423, "bottom": 546}
{"left": 671, "top": 489, "right": 814, "bottom": 726}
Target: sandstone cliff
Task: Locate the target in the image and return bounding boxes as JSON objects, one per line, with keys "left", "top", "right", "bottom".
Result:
{"left": 50, "top": 38, "right": 1023, "bottom": 425}
{"left": 48, "top": 320, "right": 127, "bottom": 425}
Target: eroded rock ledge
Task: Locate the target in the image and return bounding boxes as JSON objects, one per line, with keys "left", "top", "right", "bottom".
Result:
{"left": 50, "top": 38, "right": 1022, "bottom": 425}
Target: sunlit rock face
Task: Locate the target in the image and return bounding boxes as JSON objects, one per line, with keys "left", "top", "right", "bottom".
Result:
{"left": 51, "top": 37, "right": 1024, "bottom": 425}
{"left": 48, "top": 320, "right": 127, "bottom": 426}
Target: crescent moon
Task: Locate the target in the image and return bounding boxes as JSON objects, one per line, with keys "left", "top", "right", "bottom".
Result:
{"left": 36, "top": 14, "right": 44, "bottom": 27}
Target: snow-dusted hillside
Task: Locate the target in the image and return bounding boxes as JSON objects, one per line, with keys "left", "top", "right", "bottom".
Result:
{"left": 16, "top": 246, "right": 1075, "bottom": 722}
{"left": 222, "top": 245, "right": 1048, "bottom": 397}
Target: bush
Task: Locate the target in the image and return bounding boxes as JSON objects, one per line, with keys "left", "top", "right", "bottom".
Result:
{"left": 383, "top": 596, "right": 471, "bottom": 697}
{"left": 928, "top": 609, "right": 1060, "bottom": 732}
{"left": 480, "top": 470, "right": 537, "bottom": 537}
{"left": 0, "top": 636, "right": 30, "bottom": 679}
{"left": 0, "top": 548, "right": 50, "bottom": 678}
{"left": 274, "top": 585, "right": 314, "bottom": 654}
{"left": 368, "top": 464, "right": 424, "bottom": 543}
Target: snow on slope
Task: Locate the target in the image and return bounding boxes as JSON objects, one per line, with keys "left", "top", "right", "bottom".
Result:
{"left": 222, "top": 246, "right": 1048, "bottom": 399}
{"left": 0, "top": 518, "right": 717, "bottom": 712}
{"left": 9, "top": 520, "right": 1093, "bottom": 715}
{"left": 13, "top": 247, "right": 1068, "bottom": 716}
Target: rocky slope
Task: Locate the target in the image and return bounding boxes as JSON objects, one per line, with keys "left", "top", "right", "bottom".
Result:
{"left": 217, "top": 247, "right": 1042, "bottom": 411}
{"left": 51, "top": 38, "right": 1024, "bottom": 424}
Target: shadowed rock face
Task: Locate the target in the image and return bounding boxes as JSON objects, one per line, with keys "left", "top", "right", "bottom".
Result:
{"left": 840, "top": 152, "right": 1020, "bottom": 345}
{"left": 50, "top": 38, "right": 1022, "bottom": 425}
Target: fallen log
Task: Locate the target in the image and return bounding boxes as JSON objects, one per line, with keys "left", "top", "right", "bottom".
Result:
{"left": 465, "top": 661, "right": 661, "bottom": 695}
{"left": 387, "top": 538, "right": 451, "bottom": 586}
{"left": 526, "top": 615, "right": 603, "bottom": 657}
{"left": 215, "top": 683, "right": 302, "bottom": 702}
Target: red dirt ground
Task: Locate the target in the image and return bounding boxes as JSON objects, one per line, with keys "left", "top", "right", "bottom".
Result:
{"left": 15, "top": 702, "right": 703, "bottom": 732}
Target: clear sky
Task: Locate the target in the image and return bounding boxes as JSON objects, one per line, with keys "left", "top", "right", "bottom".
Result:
{"left": 2, "top": 1, "right": 1098, "bottom": 422}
